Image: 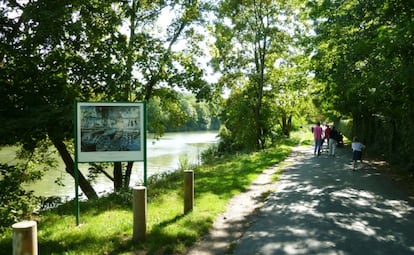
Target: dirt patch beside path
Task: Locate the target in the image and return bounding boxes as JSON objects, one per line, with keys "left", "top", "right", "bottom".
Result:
{"left": 365, "top": 157, "right": 414, "bottom": 199}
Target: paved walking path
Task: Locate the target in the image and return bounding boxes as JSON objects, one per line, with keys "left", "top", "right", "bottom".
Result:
{"left": 233, "top": 146, "right": 414, "bottom": 255}
{"left": 187, "top": 145, "right": 414, "bottom": 255}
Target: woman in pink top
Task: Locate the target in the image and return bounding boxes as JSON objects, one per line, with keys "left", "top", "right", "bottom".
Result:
{"left": 313, "top": 122, "right": 323, "bottom": 156}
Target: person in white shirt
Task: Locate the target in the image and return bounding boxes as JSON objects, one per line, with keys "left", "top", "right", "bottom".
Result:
{"left": 352, "top": 136, "right": 366, "bottom": 171}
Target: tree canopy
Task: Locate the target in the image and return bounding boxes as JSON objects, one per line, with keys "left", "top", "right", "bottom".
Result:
{"left": 210, "top": 0, "right": 314, "bottom": 151}
{"left": 308, "top": 0, "right": 414, "bottom": 163}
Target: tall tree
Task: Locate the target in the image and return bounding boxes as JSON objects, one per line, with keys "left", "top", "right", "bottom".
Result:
{"left": 106, "top": 0, "right": 211, "bottom": 190}
{"left": 211, "top": 0, "right": 300, "bottom": 150}
{"left": 0, "top": 0, "right": 212, "bottom": 198}
{"left": 269, "top": 54, "right": 311, "bottom": 137}
{"left": 0, "top": 0, "right": 123, "bottom": 199}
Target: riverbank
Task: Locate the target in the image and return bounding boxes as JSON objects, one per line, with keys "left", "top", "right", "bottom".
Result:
{"left": 0, "top": 131, "right": 218, "bottom": 199}
{"left": 0, "top": 132, "right": 306, "bottom": 254}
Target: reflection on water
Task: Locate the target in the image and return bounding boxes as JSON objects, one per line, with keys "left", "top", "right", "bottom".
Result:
{"left": 25, "top": 131, "right": 218, "bottom": 199}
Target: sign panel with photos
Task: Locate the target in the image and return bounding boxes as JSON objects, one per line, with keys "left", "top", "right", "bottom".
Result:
{"left": 76, "top": 102, "right": 145, "bottom": 163}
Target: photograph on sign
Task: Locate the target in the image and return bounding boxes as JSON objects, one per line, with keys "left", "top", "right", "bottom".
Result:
{"left": 77, "top": 102, "right": 144, "bottom": 162}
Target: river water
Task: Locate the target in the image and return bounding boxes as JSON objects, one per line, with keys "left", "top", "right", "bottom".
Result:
{"left": 23, "top": 131, "right": 218, "bottom": 199}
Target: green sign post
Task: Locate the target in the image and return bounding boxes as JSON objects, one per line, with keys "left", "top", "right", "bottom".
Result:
{"left": 74, "top": 102, "right": 147, "bottom": 225}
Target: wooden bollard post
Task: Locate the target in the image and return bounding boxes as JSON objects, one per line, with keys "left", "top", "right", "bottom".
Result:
{"left": 184, "top": 170, "right": 194, "bottom": 214}
{"left": 12, "top": 221, "right": 38, "bottom": 255}
{"left": 133, "top": 186, "right": 147, "bottom": 242}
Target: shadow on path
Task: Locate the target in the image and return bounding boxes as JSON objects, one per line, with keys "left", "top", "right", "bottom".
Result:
{"left": 233, "top": 146, "right": 414, "bottom": 255}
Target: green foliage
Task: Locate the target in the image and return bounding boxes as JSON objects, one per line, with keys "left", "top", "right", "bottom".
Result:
{"left": 200, "top": 144, "right": 219, "bottom": 163}
{"left": 308, "top": 0, "right": 414, "bottom": 164}
{"left": 0, "top": 0, "right": 129, "bottom": 198}
{"left": 216, "top": 124, "right": 243, "bottom": 154}
{"left": 0, "top": 140, "right": 62, "bottom": 234}
{"left": 178, "top": 154, "right": 199, "bottom": 171}
{"left": 0, "top": 164, "right": 41, "bottom": 234}
{"left": 219, "top": 88, "right": 258, "bottom": 151}
{"left": 309, "top": 0, "right": 414, "bottom": 117}
{"left": 337, "top": 119, "right": 353, "bottom": 141}
{"left": 147, "top": 94, "right": 220, "bottom": 135}
{"left": 217, "top": 73, "right": 313, "bottom": 152}
{"left": 0, "top": 0, "right": 215, "bottom": 197}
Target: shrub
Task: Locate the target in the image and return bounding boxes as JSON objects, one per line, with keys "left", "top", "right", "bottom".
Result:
{"left": 0, "top": 164, "right": 41, "bottom": 234}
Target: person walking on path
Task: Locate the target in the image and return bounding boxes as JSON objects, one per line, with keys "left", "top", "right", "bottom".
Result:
{"left": 352, "top": 136, "right": 366, "bottom": 170}
{"left": 313, "top": 122, "right": 323, "bottom": 156}
{"left": 324, "top": 125, "right": 331, "bottom": 147}
{"left": 328, "top": 126, "right": 339, "bottom": 157}
{"left": 321, "top": 124, "right": 331, "bottom": 154}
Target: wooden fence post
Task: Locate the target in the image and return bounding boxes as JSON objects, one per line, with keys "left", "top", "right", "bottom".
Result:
{"left": 133, "top": 186, "right": 147, "bottom": 242}
{"left": 184, "top": 170, "right": 194, "bottom": 214}
{"left": 12, "top": 221, "right": 38, "bottom": 255}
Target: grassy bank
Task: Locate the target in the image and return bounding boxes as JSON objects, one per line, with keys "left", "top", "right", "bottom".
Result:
{"left": 0, "top": 131, "right": 310, "bottom": 254}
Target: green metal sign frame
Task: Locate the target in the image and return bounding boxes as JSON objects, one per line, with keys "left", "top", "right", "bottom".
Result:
{"left": 74, "top": 101, "right": 147, "bottom": 226}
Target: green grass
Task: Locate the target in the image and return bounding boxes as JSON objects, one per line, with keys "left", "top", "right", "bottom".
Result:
{"left": 0, "top": 132, "right": 310, "bottom": 254}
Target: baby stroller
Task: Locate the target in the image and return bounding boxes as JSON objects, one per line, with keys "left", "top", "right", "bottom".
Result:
{"left": 337, "top": 132, "right": 344, "bottom": 147}
{"left": 321, "top": 137, "right": 329, "bottom": 153}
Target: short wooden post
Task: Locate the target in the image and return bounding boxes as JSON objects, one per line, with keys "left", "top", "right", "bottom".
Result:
{"left": 12, "top": 221, "right": 38, "bottom": 255}
{"left": 184, "top": 170, "right": 194, "bottom": 214}
{"left": 133, "top": 186, "right": 147, "bottom": 242}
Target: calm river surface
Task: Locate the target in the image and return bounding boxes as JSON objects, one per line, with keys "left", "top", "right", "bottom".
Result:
{"left": 13, "top": 131, "right": 218, "bottom": 199}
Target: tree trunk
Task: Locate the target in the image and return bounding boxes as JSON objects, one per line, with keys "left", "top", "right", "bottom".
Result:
{"left": 51, "top": 138, "right": 98, "bottom": 200}
{"left": 281, "top": 115, "right": 287, "bottom": 136}
{"left": 114, "top": 162, "right": 123, "bottom": 191}
{"left": 287, "top": 116, "right": 292, "bottom": 137}
{"left": 281, "top": 115, "right": 292, "bottom": 137}
{"left": 124, "top": 162, "right": 133, "bottom": 188}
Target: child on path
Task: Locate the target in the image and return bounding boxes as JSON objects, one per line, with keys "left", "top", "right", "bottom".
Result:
{"left": 352, "top": 136, "right": 366, "bottom": 171}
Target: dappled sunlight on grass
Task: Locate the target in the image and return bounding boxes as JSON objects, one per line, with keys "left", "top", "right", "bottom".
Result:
{"left": 194, "top": 144, "right": 292, "bottom": 200}
{"left": 147, "top": 193, "right": 183, "bottom": 228}
{"left": 36, "top": 209, "right": 133, "bottom": 254}
{"left": 0, "top": 135, "right": 301, "bottom": 254}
